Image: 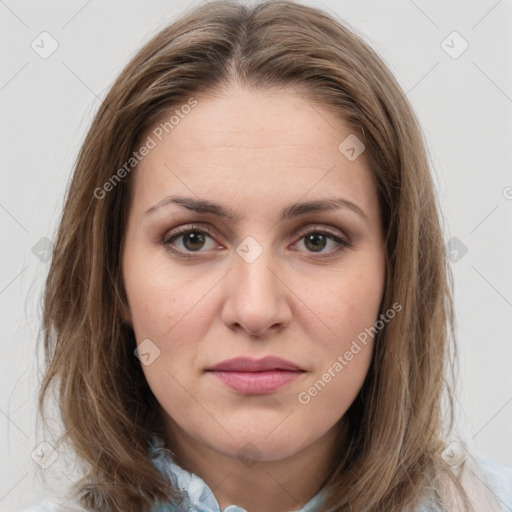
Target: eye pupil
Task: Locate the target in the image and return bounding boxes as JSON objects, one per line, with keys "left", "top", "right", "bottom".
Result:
{"left": 305, "top": 233, "right": 326, "bottom": 252}
{"left": 183, "top": 232, "right": 206, "bottom": 251}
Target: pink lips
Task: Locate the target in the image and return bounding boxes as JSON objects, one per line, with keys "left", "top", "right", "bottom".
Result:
{"left": 206, "top": 356, "right": 305, "bottom": 394}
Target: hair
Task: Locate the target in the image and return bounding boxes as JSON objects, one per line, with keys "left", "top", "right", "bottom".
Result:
{"left": 38, "top": 1, "right": 476, "bottom": 511}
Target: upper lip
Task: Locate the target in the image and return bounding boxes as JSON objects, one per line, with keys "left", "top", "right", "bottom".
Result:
{"left": 206, "top": 356, "right": 305, "bottom": 372}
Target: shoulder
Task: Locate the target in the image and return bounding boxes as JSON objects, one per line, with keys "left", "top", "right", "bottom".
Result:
{"left": 431, "top": 452, "right": 512, "bottom": 512}
{"left": 21, "top": 499, "right": 87, "bottom": 512}
{"left": 21, "top": 501, "right": 63, "bottom": 512}
{"left": 20, "top": 498, "right": 182, "bottom": 512}
{"left": 473, "top": 453, "right": 512, "bottom": 510}
{"left": 22, "top": 455, "right": 512, "bottom": 512}
{"left": 410, "top": 453, "right": 512, "bottom": 512}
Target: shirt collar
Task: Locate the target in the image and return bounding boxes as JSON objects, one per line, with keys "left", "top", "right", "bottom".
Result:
{"left": 147, "top": 434, "right": 330, "bottom": 512}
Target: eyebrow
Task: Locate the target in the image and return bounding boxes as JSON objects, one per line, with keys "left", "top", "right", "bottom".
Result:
{"left": 144, "top": 195, "right": 368, "bottom": 223}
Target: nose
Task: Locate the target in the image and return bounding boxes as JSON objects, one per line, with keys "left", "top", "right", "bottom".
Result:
{"left": 221, "top": 242, "right": 292, "bottom": 337}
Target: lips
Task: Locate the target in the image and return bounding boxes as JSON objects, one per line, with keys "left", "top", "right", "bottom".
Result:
{"left": 207, "top": 356, "right": 304, "bottom": 372}
{"left": 206, "top": 356, "right": 305, "bottom": 394}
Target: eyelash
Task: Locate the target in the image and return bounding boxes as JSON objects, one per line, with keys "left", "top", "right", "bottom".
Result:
{"left": 159, "top": 223, "right": 352, "bottom": 261}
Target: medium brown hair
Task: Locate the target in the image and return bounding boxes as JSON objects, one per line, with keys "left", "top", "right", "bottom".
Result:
{"left": 38, "top": 1, "right": 474, "bottom": 510}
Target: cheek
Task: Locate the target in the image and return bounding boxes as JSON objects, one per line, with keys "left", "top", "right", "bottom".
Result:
{"left": 123, "top": 244, "right": 212, "bottom": 341}
{"left": 295, "top": 251, "right": 384, "bottom": 404}
{"left": 123, "top": 244, "right": 228, "bottom": 379}
{"left": 294, "top": 291, "right": 376, "bottom": 431}
{"left": 309, "top": 255, "right": 385, "bottom": 347}
{"left": 123, "top": 251, "right": 213, "bottom": 420}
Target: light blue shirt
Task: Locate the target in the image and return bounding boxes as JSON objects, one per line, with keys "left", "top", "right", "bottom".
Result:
{"left": 23, "top": 435, "right": 512, "bottom": 512}
{"left": 147, "top": 435, "right": 329, "bottom": 512}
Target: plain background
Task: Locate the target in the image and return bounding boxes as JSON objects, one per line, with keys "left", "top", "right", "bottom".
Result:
{"left": 1, "top": 0, "right": 511, "bottom": 510}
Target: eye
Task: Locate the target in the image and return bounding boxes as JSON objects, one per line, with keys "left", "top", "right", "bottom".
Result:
{"left": 161, "top": 224, "right": 219, "bottom": 259}
{"left": 293, "top": 228, "right": 351, "bottom": 258}
{"left": 160, "top": 224, "right": 351, "bottom": 260}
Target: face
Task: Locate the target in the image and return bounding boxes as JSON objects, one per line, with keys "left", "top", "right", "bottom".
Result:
{"left": 122, "top": 84, "right": 386, "bottom": 463}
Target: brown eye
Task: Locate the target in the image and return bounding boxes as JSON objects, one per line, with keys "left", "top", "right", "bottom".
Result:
{"left": 296, "top": 229, "right": 349, "bottom": 257}
{"left": 160, "top": 224, "right": 350, "bottom": 261}
{"left": 180, "top": 231, "right": 207, "bottom": 251}
{"left": 303, "top": 233, "right": 329, "bottom": 252}
{"left": 161, "top": 224, "right": 219, "bottom": 259}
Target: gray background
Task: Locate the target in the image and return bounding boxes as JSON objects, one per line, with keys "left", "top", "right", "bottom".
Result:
{"left": 1, "top": 0, "right": 511, "bottom": 510}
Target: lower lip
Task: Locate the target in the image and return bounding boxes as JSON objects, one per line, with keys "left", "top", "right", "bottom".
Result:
{"left": 207, "top": 370, "right": 304, "bottom": 394}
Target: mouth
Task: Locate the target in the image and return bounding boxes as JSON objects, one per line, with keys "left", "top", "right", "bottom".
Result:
{"left": 205, "top": 356, "right": 306, "bottom": 394}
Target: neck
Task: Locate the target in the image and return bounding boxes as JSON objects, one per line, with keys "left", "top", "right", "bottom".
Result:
{"left": 163, "top": 419, "right": 347, "bottom": 512}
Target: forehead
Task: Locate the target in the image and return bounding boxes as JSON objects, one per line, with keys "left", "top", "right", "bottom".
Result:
{"left": 144, "top": 85, "right": 357, "bottom": 156}
{"left": 132, "top": 85, "right": 376, "bottom": 216}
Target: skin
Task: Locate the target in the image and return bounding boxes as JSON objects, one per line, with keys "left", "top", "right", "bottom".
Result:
{"left": 122, "top": 83, "right": 386, "bottom": 512}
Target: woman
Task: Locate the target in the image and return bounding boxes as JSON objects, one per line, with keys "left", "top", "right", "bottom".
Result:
{"left": 27, "top": 1, "right": 511, "bottom": 511}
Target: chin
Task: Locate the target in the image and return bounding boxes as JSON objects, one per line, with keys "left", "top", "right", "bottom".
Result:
{"left": 216, "top": 435, "right": 307, "bottom": 463}
{"left": 204, "top": 420, "right": 316, "bottom": 463}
